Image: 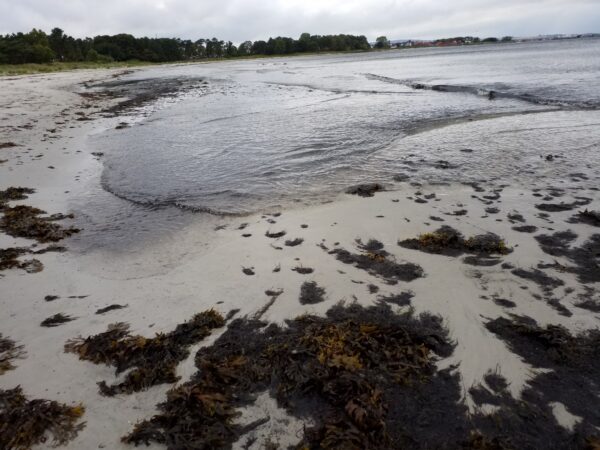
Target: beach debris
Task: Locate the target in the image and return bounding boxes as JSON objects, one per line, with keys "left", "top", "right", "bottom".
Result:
{"left": 0, "top": 334, "right": 25, "bottom": 375}
{"left": 301, "top": 224, "right": 308, "bottom": 228}
{"left": 512, "top": 225, "right": 538, "bottom": 233}
{"left": 95, "top": 304, "right": 128, "bottom": 315}
{"left": 0, "top": 187, "right": 35, "bottom": 209}
{"left": 41, "top": 313, "right": 76, "bottom": 327}
{"left": 254, "top": 289, "right": 284, "bottom": 319}
{"left": 568, "top": 209, "right": 600, "bottom": 227}
{"left": 64, "top": 310, "right": 224, "bottom": 396}
{"left": 329, "top": 240, "right": 423, "bottom": 284}
{"left": 284, "top": 238, "right": 304, "bottom": 247}
{"left": 535, "top": 197, "right": 592, "bottom": 213}
{"left": 0, "top": 247, "right": 43, "bottom": 273}
{"left": 299, "top": 281, "right": 326, "bottom": 304}
{"left": 122, "top": 302, "right": 460, "bottom": 450}
{"left": 272, "top": 263, "right": 281, "bottom": 273}
{"left": 0, "top": 386, "right": 85, "bottom": 450}
{"left": 0, "top": 142, "right": 18, "bottom": 149}
{"left": 377, "top": 291, "right": 414, "bottom": 306}
{"left": 292, "top": 266, "right": 314, "bottom": 274}
{"left": 398, "top": 225, "right": 511, "bottom": 257}
{"left": 535, "top": 231, "right": 600, "bottom": 283}
{"left": 44, "top": 295, "right": 60, "bottom": 302}
{"left": 345, "top": 183, "right": 385, "bottom": 197}
{"left": 265, "top": 230, "right": 286, "bottom": 239}
{"left": 367, "top": 283, "right": 379, "bottom": 293}
{"left": 242, "top": 267, "right": 255, "bottom": 276}
{"left": 242, "top": 233, "right": 252, "bottom": 237}
{"left": 0, "top": 205, "right": 80, "bottom": 243}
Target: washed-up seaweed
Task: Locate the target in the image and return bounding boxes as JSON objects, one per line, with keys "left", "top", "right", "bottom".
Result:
{"left": 65, "top": 310, "right": 224, "bottom": 396}
{"left": 123, "top": 302, "right": 463, "bottom": 449}
{"left": 534, "top": 231, "right": 600, "bottom": 283}
{"left": 0, "top": 187, "right": 35, "bottom": 209}
{"left": 41, "top": 313, "right": 76, "bottom": 327}
{"left": 0, "top": 386, "right": 85, "bottom": 450}
{"left": 377, "top": 291, "right": 414, "bottom": 307}
{"left": 345, "top": 183, "right": 384, "bottom": 197}
{"left": 0, "top": 334, "right": 25, "bottom": 375}
{"left": 95, "top": 304, "right": 128, "bottom": 315}
{"left": 265, "top": 230, "right": 286, "bottom": 239}
{"left": 299, "top": 281, "right": 326, "bottom": 304}
{"left": 568, "top": 209, "right": 600, "bottom": 227}
{"left": 328, "top": 240, "right": 423, "bottom": 285}
{"left": 0, "top": 205, "right": 79, "bottom": 243}
{"left": 478, "top": 315, "right": 600, "bottom": 448}
{"left": 0, "top": 247, "right": 43, "bottom": 273}
{"left": 285, "top": 238, "right": 304, "bottom": 247}
{"left": 398, "top": 226, "right": 510, "bottom": 257}
{"left": 292, "top": 266, "right": 314, "bottom": 274}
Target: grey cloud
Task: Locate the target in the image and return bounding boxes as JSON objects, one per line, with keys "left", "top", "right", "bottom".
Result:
{"left": 0, "top": 0, "right": 598, "bottom": 42}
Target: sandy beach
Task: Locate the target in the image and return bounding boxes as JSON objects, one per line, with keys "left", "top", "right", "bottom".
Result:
{"left": 1, "top": 64, "right": 600, "bottom": 449}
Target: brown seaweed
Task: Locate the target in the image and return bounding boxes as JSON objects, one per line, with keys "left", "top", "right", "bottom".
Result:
{"left": 0, "top": 387, "right": 85, "bottom": 450}
{"left": 65, "top": 310, "right": 224, "bottom": 396}
{"left": 0, "top": 334, "right": 26, "bottom": 375}
{"left": 122, "top": 302, "right": 459, "bottom": 450}
{"left": 398, "top": 226, "right": 511, "bottom": 257}
{"left": 299, "top": 281, "right": 326, "bottom": 304}
{"left": 0, "top": 205, "right": 79, "bottom": 243}
{"left": 328, "top": 241, "right": 423, "bottom": 285}
{"left": 41, "top": 313, "right": 76, "bottom": 327}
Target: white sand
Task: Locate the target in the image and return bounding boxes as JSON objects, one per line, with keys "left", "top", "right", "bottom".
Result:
{"left": 1, "top": 69, "right": 599, "bottom": 449}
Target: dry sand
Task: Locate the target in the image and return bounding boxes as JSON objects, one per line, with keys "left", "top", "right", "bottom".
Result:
{"left": 1, "top": 68, "right": 599, "bottom": 449}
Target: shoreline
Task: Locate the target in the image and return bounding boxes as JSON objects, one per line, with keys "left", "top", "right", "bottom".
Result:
{"left": 1, "top": 68, "right": 600, "bottom": 449}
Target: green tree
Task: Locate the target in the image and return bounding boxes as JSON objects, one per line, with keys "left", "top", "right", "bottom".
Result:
{"left": 374, "top": 36, "right": 390, "bottom": 49}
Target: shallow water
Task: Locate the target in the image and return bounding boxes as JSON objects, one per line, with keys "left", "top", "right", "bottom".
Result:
{"left": 86, "top": 39, "right": 600, "bottom": 221}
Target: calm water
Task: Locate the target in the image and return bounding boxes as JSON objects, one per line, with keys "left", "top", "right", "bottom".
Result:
{"left": 91, "top": 39, "right": 600, "bottom": 216}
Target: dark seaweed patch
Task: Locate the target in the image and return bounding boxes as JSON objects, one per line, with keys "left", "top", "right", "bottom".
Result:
{"left": 0, "top": 187, "right": 35, "bottom": 209}
{"left": 535, "top": 231, "right": 600, "bottom": 283}
{"left": 535, "top": 198, "right": 592, "bottom": 212}
{"left": 265, "top": 230, "right": 286, "bottom": 239}
{"left": 0, "top": 334, "right": 25, "bottom": 375}
{"left": 491, "top": 298, "right": 516, "bottom": 308}
{"left": 0, "top": 205, "right": 79, "bottom": 243}
{"left": 40, "top": 313, "right": 76, "bottom": 327}
{"left": 96, "top": 304, "right": 128, "bottom": 315}
{"left": 292, "top": 266, "right": 314, "bottom": 274}
{"left": 345, "top": 183, "right": 385, "bottom": 197}
{"left": 398, "top": 226, "right": 510, "bottom": 257}
{"left": 568, "top": 209, "right": 600, "bottom": 227}
{"left": 122, "top": 303, "right": 461, "bottom": 450}
{"left": 329, "top": 241, "right": 423, "bottom": 285}
{"left": 377, "top": 291, "right": 414, "bottom": 306}
{"left": 511, "top": 268, "right": 564, "bottom": 291}
{"left": 0, "top": 247, "right": 43, "bottom": 273}
{"left": 284, "top": 238, "right": 304, "bottom": 247}
{"left": 462, "top": 256, "right": 502, "bottom": 266}
{"left": 512, "top": 225, "right": 538, "bottom": 233}
{"left": 0, "top": 386, "right": 85, "bottom": 449}
{"left": 299, "top": 281, "right": 326, "bottom": 304}
{"left": 65, "top": 310, "right": 224, "bottom": 396}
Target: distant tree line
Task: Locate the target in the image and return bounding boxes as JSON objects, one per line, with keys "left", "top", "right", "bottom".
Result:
{"left": 0, "top": 28, "right": 371, "bottom": 64}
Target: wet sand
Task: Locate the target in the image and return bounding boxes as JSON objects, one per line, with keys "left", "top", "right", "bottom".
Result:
{"left": 1, "top": 68, "right": 600, "bottom": 449}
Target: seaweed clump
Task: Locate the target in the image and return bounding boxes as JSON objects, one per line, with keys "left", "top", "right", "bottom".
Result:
{"left": 478, "top": 315, "right": 600, "bottom": 448}
{"left": 299, "top": 281, "right": 326, "bottom": 304}
{"left": 568, "top": 209, "right": 600, "bottom": 227}
{"left": 0, "top": 205, "right": 79, "bottom": 243}
{"left": 65, "top": 310, "right": 224, "bottom": 396}
{"left": 0, "top": 386, "right": 85, "bottom": 450}
{"left": 0, "top": 247, "right": 43, "bottom": 273}
{"left": 40, "top": 313, "right": 76, "bottom": 327}
{"left": 328, "top": 240, "right": 423, "bottom": 285}
{"left": 398, "top": 226, "right": 510, "bottom": 257}
{"left": 0, "top": 334, "right": 25, "bottom": 375}
{"left": 535, "top": 231, "right": 600, "bottom": 283}
{"left": 0, "top": 187, "right": 35, "bottom": 209}
{"left": 345, "top": 183, "right": 385, "bottom": 197}
{"left": 123, "top": 302, "right": 463, "bottom": 450}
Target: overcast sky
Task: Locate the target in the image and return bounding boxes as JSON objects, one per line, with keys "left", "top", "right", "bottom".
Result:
{"left": 1, "top": 0, "right": 599, "bottom": 42}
